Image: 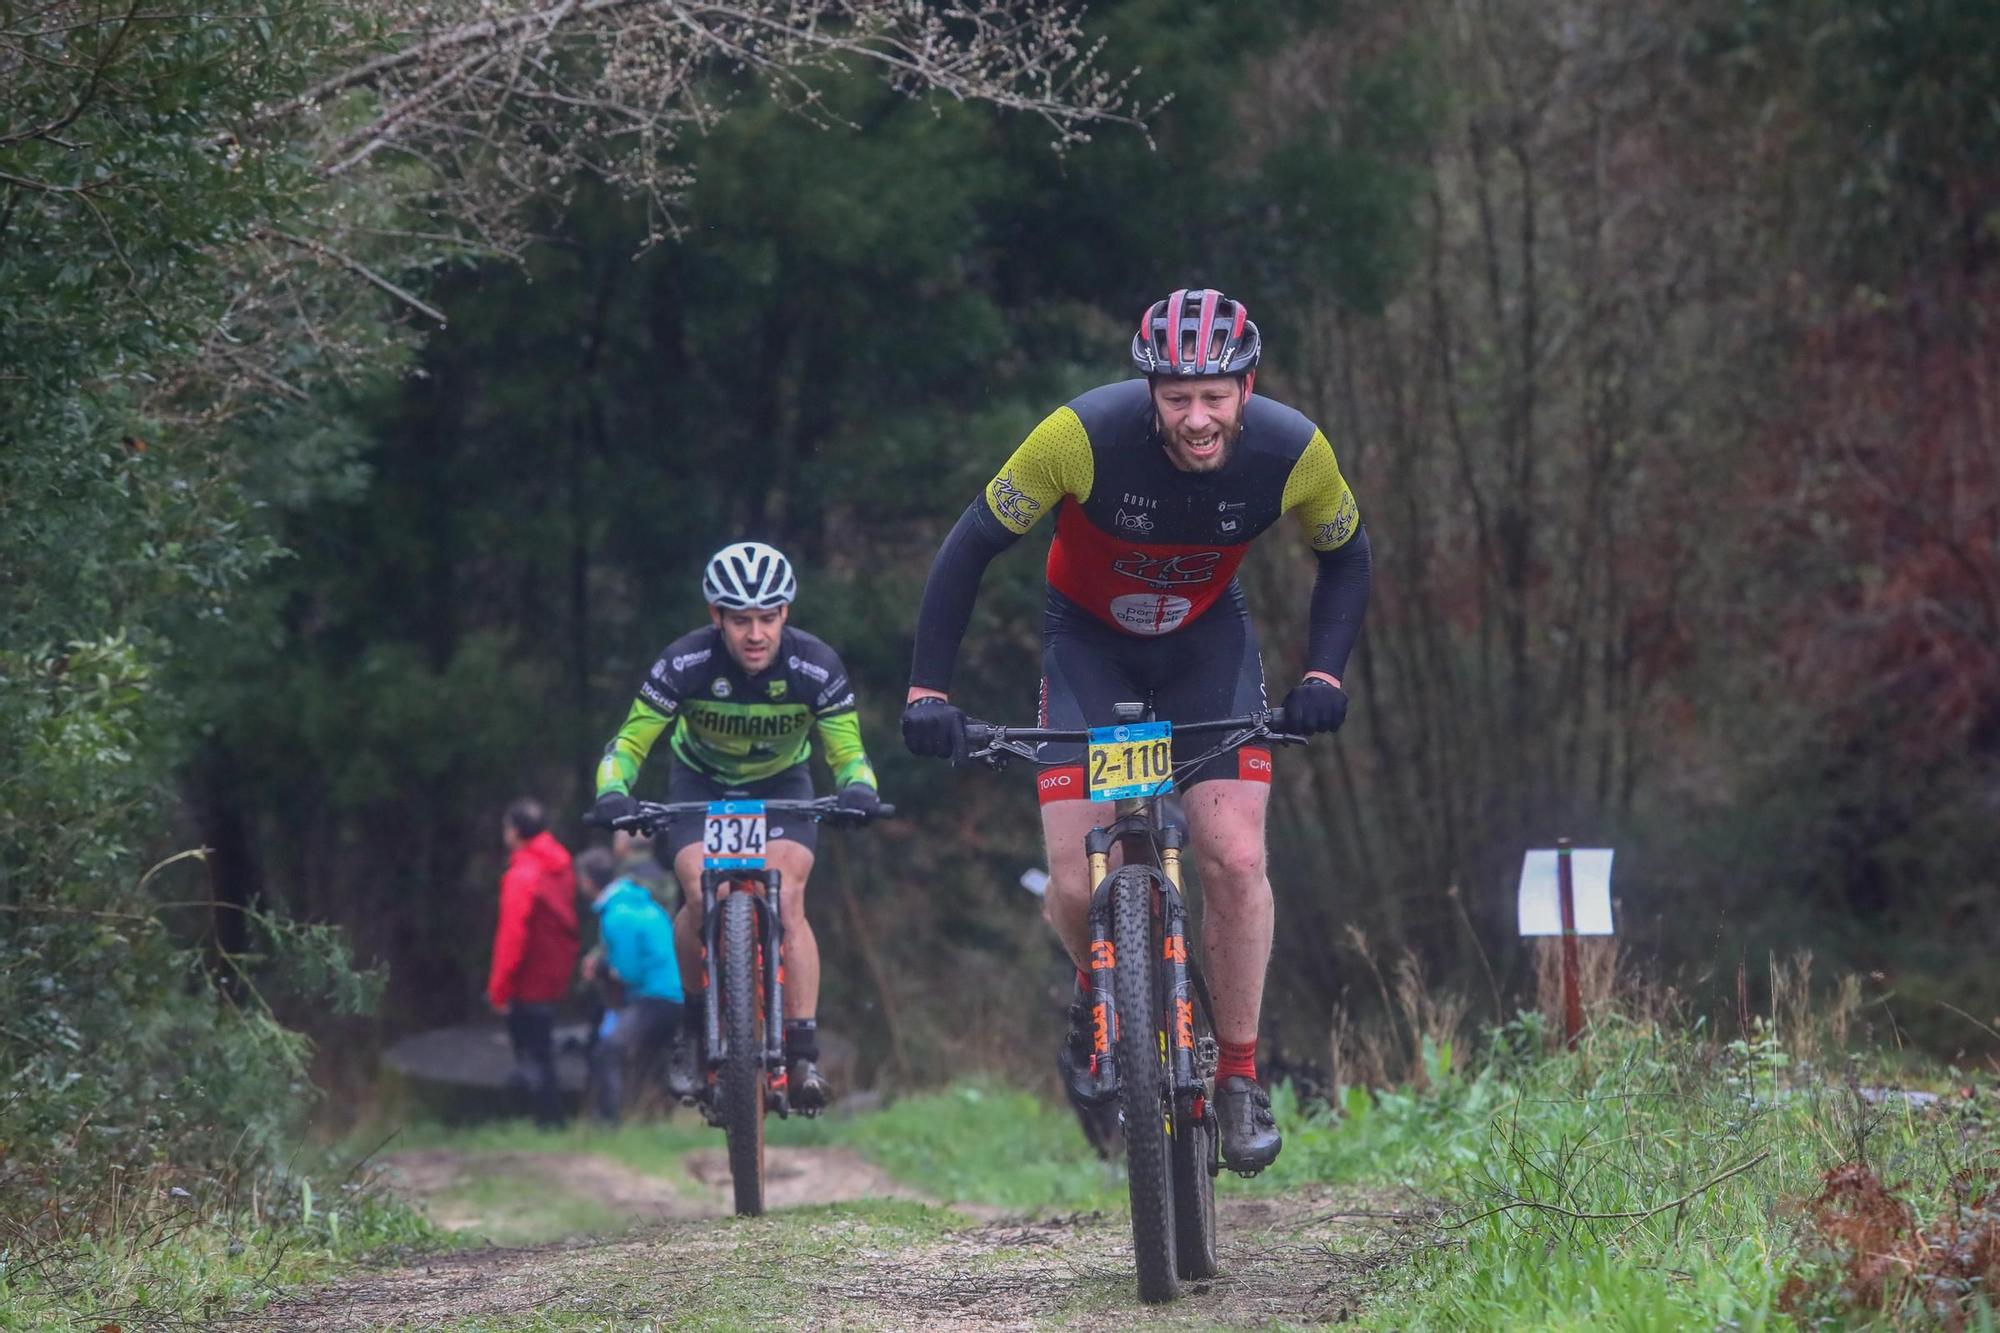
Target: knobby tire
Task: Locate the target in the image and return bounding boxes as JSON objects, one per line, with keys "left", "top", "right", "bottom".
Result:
{"left": 719, "top": 890, "right": 766, "bottom": 1217}
{"left": 1112, "top": 866, "right": 1177, "bottom": 1303}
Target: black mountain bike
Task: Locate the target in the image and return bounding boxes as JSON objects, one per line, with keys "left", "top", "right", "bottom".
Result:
{"left": 963, "top": 702, "right": 1300, "bottom": 1303}
{"left": 609, "top": 796, "right": 891, "bottom": 1217}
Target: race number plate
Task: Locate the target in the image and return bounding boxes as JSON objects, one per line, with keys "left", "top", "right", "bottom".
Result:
{"left": 702, "top": 800, "right": 767, "bottom": 869}
{"left": 1086, "top": 721, "right": 1174, "bottom": 802}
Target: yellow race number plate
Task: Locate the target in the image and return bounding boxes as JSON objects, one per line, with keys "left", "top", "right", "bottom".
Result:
{"left": 1086, "top": 722, "right": 1174, "bottom": 801}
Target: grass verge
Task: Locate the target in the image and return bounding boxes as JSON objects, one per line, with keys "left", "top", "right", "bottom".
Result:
{"left": 0, "top": 1160, "right": 438, "bottom": 1330}
{"left": 1253, "top": 1014, "right": 2000, "bottom": 1329}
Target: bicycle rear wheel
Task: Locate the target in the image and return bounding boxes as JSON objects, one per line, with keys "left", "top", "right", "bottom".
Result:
{"left": 718, "top": 890, "right": 766, "bottom": 1217}
{"left": 1111, "top": 866, "right": 1177, "bottom": 1303}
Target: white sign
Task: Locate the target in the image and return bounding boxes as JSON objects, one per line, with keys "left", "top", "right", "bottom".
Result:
{"left": 1517, "top": 848, "right": 1615, "bottom": 936}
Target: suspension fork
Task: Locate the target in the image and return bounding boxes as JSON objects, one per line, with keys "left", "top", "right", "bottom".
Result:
{"left": 1157, "top": 821, "right": 1200, "bottom": 1096}
{"left": 701, "top": 869, "right": 724, "bottom": 1061}
{"left": 764, "top": 869, "right": 786, "bottom": 1076}
{"left": 698, "top": 868, "right": 785, "bottom": 1069}
{"left": 1084, "top": 828, "right": 1119, "bottom": 1092}
{"left": 1081, "top": 805, "right": 1171, "bottom": 1089}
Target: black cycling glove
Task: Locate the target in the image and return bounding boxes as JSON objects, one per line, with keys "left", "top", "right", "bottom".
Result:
{"left": 836, "top": 784, "right": 882, "bottom": 818}
{"left": 587, "top": 790, "right": 638, "bottom": 828}
{"left": 1280, "top": 678, "right": 1350, "bottom": 735}
{"left": 901, "top": 696, "right": 967, "bottom": 761}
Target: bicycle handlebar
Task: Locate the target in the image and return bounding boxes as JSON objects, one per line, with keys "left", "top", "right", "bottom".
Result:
{"left": 605, "top": 796, "right": 896, "bottom": 834}
{"left": 961, "top": 707, "right": 1304, "bottom": 769}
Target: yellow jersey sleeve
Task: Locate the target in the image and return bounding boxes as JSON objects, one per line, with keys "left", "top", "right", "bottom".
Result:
{"left": 1281, "top": 429, "right": 1361, "bottom": 552}
{"left": 982, "top": 405, "right": 1095, "bottom": 535}
{"left": 596, "top": 698, "right": 673, "bottom": 795}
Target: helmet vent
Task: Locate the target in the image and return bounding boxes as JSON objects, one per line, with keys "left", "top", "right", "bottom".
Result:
{"left": 1132, "top": 287, "right": 1260, "bottom": 379}
{"left": 703, "top": 541, "right": 796, "bottom": 609}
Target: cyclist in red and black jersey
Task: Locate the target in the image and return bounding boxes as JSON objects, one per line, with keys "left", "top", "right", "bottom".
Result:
{"left": 901, "top": 289, "right": 1372, "bottom": 1172}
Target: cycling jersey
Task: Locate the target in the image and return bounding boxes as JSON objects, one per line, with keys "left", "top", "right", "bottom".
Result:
{"left": 911, "top": 379, "right": 1371, "bottom": 690}
{"left": 596, "top": 625, "right": 877, "bottom": 794}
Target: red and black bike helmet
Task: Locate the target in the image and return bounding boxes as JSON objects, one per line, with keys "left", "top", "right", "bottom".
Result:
{"left": 1130, "top": 288, "right": 1261, "bottom": 378}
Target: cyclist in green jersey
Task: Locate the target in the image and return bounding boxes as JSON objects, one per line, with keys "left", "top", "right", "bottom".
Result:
{"left": 589, "top": 541, "right": 881, "bottom": 1109}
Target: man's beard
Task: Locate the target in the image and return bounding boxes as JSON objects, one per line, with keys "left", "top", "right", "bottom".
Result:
{"left": 1159, "top": 413, "right": 1245, "bottom": 473}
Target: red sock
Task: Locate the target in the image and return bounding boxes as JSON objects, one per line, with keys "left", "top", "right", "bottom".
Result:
{"left": 1217, "top": 1039, "right": 1258, "bottom": 1083}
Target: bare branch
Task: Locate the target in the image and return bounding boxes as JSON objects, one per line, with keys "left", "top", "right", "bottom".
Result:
{"left": 263, "top": 0, "right": 1143, "bottom": 236}
{"left": 1444, "top": 1149, "right": 1773, "bottom": 1229}
{"left": 253, "top": 228, "right": 449, "bottom": 327}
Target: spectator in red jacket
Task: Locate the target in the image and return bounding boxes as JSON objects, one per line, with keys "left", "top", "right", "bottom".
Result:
{"left": 488, "top": 797, "right": 579, "bottom": 1126}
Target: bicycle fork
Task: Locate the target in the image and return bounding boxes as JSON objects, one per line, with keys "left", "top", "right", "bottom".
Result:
{"left": 698, "top": 869, "right": 790, "bottom": 1112}
{"left": 1082, "top": 821, "right": 1202, "bottom": 1107}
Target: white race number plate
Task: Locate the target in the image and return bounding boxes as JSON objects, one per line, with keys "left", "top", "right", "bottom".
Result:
{"left": 702, "top": 800, "right": 767, "bottom": 868}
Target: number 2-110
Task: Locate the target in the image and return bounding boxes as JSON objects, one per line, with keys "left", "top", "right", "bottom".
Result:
{"left": 1091, "top": 740, "right": 1169, "bottom": 784}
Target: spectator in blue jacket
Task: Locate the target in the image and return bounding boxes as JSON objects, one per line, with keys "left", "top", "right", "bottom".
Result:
{"left": 577, "top": 848, "right": 684, "bottom": 1121}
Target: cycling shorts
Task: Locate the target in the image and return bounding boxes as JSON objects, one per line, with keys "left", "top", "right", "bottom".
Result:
{"left": 1034, "top": 584, "right": 1272, "bottom": 803}
{"left": 661, "top": 758, "right": 819, "bottom": 858}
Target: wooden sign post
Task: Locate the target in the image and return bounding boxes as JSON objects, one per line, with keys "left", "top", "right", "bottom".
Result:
{"left": 1556, "top": 838, "right": 1583, "bottom": 1049}
{"left": 1517, "top": 842, "right": 1615, "bottom": 1050}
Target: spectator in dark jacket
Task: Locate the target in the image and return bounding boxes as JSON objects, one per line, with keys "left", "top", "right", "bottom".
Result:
{"left": 489, "top": 798, "right": 579, "bottom": 1126}
{"left": 578, "top": 847, "right": 684, "bottom": 1121}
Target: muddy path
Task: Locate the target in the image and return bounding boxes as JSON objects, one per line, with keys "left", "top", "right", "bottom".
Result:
{"left": 240, "top": 1183, "right": 1414, "bottom": 1331}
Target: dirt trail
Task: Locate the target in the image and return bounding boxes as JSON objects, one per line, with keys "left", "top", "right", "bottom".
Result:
{"left": 380, "top": 1144, "right": 925, "bottom": 1231}
{"left": 237, "top": 1157, "right": 1414, "bottom": 1331}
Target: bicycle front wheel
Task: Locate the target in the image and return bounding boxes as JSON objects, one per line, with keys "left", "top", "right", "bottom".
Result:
{"left": 718, "top": 890, "right": 766, "bottom": 1217}
{"left": 1111, "top": 866, "right": 1177, "bottom": 1303}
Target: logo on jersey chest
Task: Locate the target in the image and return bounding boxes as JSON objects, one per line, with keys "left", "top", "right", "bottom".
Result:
{"left": 1120, "top": 492, "right": 1159, "bottom": 510}
{"left": 1111, "top": 550, "right": 1224, "bottom": 588}
{"left": 1114, "top": 509, "right": 1155, "bottom": 534}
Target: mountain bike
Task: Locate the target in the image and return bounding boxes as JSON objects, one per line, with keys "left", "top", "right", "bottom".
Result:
{"left": 608, "top": 795, "right": 892, "bottom": 1217}
{"left": 963, "top": 703, "right": 1300, "bottom": 1303}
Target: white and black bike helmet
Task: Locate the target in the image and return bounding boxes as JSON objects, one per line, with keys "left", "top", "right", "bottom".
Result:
{"left": 702, "top": 541, "right": 797, "bottom": 610}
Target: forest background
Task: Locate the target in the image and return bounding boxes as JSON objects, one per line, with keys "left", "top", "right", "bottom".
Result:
{"left": 4, "top": 0, "right": 1998, "bottom": 1209}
